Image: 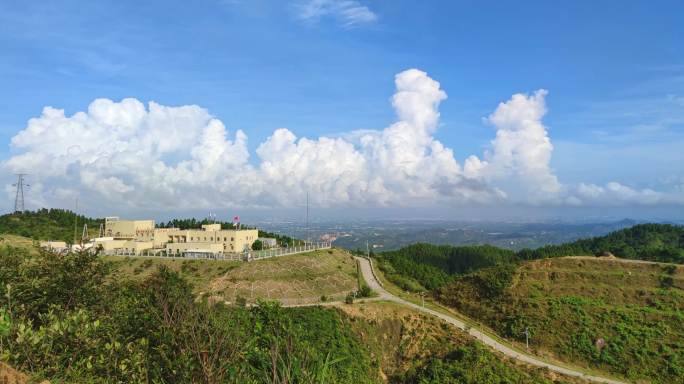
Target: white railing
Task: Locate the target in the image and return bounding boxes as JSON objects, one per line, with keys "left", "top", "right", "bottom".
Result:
{"left": 102, "top": 241, "right": 333, "bottom": 262}
{"left": 246, "top": 242, "right": 332, "bottom": 261}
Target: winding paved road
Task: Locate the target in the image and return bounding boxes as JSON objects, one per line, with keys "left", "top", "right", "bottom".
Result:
{"left": 354, "top": 256, "right": 628, "bottom": 384}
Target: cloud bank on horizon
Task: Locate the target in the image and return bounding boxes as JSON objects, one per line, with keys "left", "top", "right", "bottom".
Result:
{"left": 4, "top": 69, "right": 683, "bottom": 211}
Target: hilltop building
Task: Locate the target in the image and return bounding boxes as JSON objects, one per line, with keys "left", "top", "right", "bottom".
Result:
{"left": 78, "top": 216, "right": 259, "bottom": 257}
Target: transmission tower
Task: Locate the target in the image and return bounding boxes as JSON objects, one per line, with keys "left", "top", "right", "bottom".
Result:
{"left": 12, "top": 174, "right": 29, "bottom": 213}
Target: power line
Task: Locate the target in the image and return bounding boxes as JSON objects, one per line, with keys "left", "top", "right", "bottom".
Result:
{"left": 12, "top": 174, "right": 29, "bottom": 213}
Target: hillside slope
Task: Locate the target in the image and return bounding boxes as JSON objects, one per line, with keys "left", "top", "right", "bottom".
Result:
{"left": 518, "top": 224, "right": 684, "bottom": 263}
{"left": 376, "top": 224, "right": 684, "bottom": 293}
{"left": 0, "top": 209, "right": 101, "bottom": 242}
{"left": 437, "top": 257, "right": 684, "bottom": 383}
{"left": 339, "top": 301, "right": 588, "bottom": 383}
{"left": 2, "top": 242, "right": 591, "bottom": 383}
{"left": 106, "top": 248, "right": 358, "bottom": 305}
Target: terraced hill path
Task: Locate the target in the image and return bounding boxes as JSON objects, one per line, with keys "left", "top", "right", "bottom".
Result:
{"left": 354, "top": 256, "right": 629, "bottom": 384}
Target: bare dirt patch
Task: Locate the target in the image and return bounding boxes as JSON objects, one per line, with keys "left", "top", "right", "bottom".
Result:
{"left": 0, "top": 362, "right": 28, "bottom": 384}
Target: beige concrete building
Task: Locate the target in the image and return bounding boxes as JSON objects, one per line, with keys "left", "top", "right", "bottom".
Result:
{"left": 104, "top": 217, "right": 155, "bottom": 239}
{"left": 40, "top": 241, "right": 68, "bottom": 252}
{"left": 166, "top": 242, "right": 224, "bottom": 256}
{"left": 96, "top": 217, "right": 259, "bottom": 257}
{"left": 162, "top": 224, "right": 258, "bottom": 253}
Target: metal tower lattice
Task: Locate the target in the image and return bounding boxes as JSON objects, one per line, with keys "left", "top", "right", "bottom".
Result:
{"left": 12, "top": 174, "right": 28, "bottom": 213}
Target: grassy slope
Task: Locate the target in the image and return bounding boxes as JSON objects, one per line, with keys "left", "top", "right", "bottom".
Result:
{"left": 208, "top": 248, "right": 358, "bottom": 304}
{"left": 437, "top": 256, "right": 684, "bottom": 383}
{"left": 4, "top": 232, "right": 358, "bottom": 306}
{"left": 338, "top": 301, "right": 587, "bottom": 384}
{"left": 376, "top": 224, "right": 684, "bottom": 295}
{"left": 2, "top": 236, "right": 592, "bottom": 383}
{"left": 105, "top": 255, "right": 241, "bottom": 293}
{"left": 105, "top": 248, "right": 358, "bottom": 305}
{"left": 0, "top": 234, "right": 39, "bottom": 256}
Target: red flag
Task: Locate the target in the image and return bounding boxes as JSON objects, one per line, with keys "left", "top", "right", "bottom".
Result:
{"left": 233, "top": 216, "right": 239, "bottom": 222}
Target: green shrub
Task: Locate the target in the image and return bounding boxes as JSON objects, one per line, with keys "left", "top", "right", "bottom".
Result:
{"left": 399, "top": 342, "right": 551, "bottom": 383}
{"left": 251, "top": 239, "right": 263, "bottom": 250}
{"left": 345, "top": 292, "right": 355, "bottom": 304}
{"left": 358, "top": 285, "right": 373, "bottom": 298}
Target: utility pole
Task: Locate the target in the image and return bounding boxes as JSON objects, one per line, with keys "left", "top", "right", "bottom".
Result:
{"left": 306, "top": 191, "right": 309, "bottom": 245}
{"left": 366, "top": 239, "right": 370, "bottom": 259}
{"left": 73, "top": 198, "right": 79, "bottom": 246}
{"left": 12, "top": 174, "right": 29, "bottom": 213}
{"left": 524, "top": 327, "right": 530, "bottom": 351}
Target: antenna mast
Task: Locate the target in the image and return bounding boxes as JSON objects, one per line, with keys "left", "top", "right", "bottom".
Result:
{"left": 73, "top": 198, "right": 79, "bottom": 245}
{"left": 12, "top": 174, "right": 29, "bottom": 213}
{"left": 306, "top": 191, "right": 309, "bottom": 244}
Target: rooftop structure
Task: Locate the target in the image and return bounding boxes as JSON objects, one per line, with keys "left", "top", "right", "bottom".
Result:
{"left": 86, "top": 217, "right": 260, "bottom": 257}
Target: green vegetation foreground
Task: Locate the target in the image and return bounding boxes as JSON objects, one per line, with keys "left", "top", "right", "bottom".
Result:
{"left": 375, "top": 224, "right": 684, "bottom": 383}
{"left": 0, "top": 244, "right": 581, "bottom": 383}
{"left": 438, "top": 257, "right": 684, "bottom": 383}
{"left": 0, "top": 245, "right": 378, "bottom": 383}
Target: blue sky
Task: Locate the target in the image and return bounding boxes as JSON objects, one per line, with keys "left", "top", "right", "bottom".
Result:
{"left": 1, "top": 0, "right": 683, "bottom": 219}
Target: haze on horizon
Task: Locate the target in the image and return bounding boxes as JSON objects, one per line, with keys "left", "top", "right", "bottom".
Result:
{"left": 1, "top": 1, "right": 683, "bottom": 221}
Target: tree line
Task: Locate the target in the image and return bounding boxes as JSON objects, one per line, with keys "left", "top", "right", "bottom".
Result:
{"left": 0, "top": 210, "right": 301, "bottom": 247}
{"left": 0, "top": 209, "right": 102, "bottom": 243}
{"left": 377, "top": 224, "right": 684, "bottom": 292}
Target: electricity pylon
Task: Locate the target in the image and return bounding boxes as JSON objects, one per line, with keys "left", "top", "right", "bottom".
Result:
{"left": 12, "top": 174, "right": 29, "bottom": 213}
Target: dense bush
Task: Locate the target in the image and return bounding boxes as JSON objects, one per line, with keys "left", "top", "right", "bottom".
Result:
{"left": 517, "top": 223, "right": 684, "bottom": 263}
{"left": 376, "top": 243, "right": 517, "bottom": 291}
{"left": 396, "top": 342, "right": 552, "bottom": 384}
{"left": 0, "top": 209, "right": 102, "bottom": 243}
{"left": 0, "top": 245, "right": 378, "bottom": 383}
{"left": 251, "top": 239, "right": 264, "bottom": 250}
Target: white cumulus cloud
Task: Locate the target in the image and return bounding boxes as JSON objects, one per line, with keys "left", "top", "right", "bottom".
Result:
{"left": 3, "top": 69, "right": 503, "bottom": 211}
{"left": 464, "top": 89, "right": 561, "bottom": 203}
{"left": 3, "top": 68, "right": 683, "bottom": 212}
